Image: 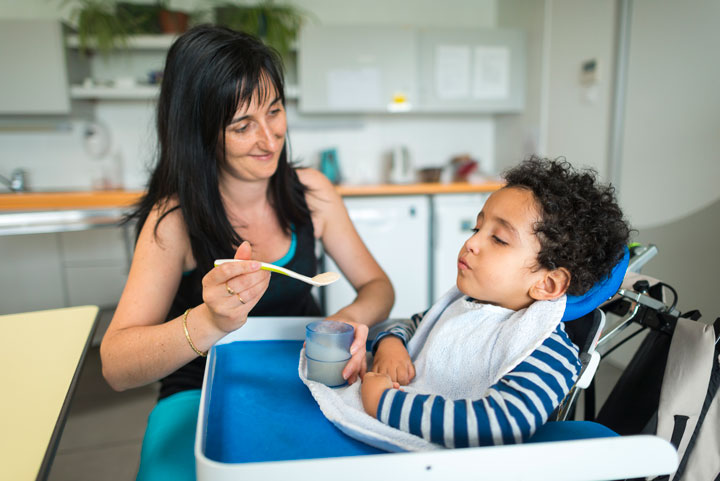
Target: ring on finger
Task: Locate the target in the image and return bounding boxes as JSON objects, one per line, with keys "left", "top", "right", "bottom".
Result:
{"left": 236, "top": 294, "right": 246, "bottom": 304}
{"left": 225, "top": 283, "right": 236, "bottom": 296}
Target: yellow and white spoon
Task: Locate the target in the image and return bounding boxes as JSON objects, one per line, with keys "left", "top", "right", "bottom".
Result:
{"left": 214, "top": 259, "right": 340, "bottom": 287}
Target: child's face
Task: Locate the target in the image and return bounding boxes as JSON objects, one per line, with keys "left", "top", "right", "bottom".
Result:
{"left": 456, "top": 187, "right": 548, "bottom": 311}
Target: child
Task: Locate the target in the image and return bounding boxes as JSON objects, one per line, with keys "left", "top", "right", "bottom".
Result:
{"left": 359, "top": 157, "right": 630, "bottom": 448}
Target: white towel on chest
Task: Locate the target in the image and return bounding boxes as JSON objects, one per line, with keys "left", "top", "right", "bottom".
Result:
{"left": 299, "top": 286, "right": 566, "bottom": 451}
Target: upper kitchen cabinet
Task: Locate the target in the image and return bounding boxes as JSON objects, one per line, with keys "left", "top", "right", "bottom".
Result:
{"left": 417, "top": 28, "right": 526, "bottom": 113}
{"left": 0, "top": 20, "right": 78, "bottom": 114}
{"left": 298, "top": 25, "right": 418, "bottom": 113}
{"left": 298, "top": 25, "right": 525, "bottom": 114}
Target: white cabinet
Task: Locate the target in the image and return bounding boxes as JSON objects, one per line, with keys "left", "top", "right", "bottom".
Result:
{"left": 0, "top": 20, "right": 71, "bottom": 114}
{"left": 432, "top": 193, "right": 489, "bottom": 300}
{"left": 58, "top": 228, "right": 130, "bottom": 308}
{"left": 324, "top": 196, "right": 430, "bottom": 319}
{"left": 0, "top": 227, "right": 131, "bottom": 315}
{"left": 298, "top": 25, "right": 525, "bottom": 113}
{"left": 417, "top": 29, "right": 526, "bottom": 113}
{"left": 0, "top": 234, "right": 65, "bottom": 315}
{"left": 299, "top": 25, "right": 417, "bottom": 113}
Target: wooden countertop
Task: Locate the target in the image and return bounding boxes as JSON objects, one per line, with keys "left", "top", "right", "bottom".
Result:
{"left": 337, "top": 181, "right": 503, "bottom": 196}
{"left": 0, "top": 182, "right": 503, "bottom": 211}
{"left": 0, "top": 190, "right": 142, "bottom": 211}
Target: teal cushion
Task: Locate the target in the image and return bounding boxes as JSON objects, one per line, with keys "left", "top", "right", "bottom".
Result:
{"left": 527, "top": 421, "right": 618, "bottom": 443}
{"left": 136, "top": 389, "right": 200, "bottom": 481}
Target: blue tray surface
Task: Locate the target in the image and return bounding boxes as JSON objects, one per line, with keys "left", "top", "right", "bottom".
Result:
{"left": 205, "top": 340, "right": 385, "bottom": 463}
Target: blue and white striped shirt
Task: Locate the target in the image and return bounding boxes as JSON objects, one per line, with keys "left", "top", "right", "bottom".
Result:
{"left": 372, "top": 310, "right": 581, "bottom": 448}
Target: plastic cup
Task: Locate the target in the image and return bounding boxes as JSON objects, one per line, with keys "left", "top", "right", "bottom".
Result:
{"left": 305, "top": 320, "right": 354, "bottom": 362}
{"left": 305, "top": 356, "right": 349, "bottom": 387}
{"left": 305, "top": 320, "right": 354, "bottom": 387}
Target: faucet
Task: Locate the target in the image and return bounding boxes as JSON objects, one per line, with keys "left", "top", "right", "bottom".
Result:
{"left": 0, "top": 169, "right": 29, "bottom": 192}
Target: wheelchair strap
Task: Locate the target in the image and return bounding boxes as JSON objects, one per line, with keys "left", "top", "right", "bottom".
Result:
{"left": 655, "top": 317, "right": 719, "bottom": 481}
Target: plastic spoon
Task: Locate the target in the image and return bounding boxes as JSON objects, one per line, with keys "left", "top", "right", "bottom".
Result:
{"left": 214, "top": 259, "right": 340, "bottom": 287}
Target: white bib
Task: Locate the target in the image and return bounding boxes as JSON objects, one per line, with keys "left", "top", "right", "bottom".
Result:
{"left": 407, "top": 287, "right": 566, "bottom": 400}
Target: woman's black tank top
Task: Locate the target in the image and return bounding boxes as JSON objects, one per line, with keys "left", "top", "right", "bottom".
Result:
{"left": 158, "top": 220, "right": 322, "bottom": 400}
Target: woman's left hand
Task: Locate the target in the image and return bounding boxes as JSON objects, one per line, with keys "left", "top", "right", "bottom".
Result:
{"left": 325, "top": 317, "right": 368, "bottom": 385}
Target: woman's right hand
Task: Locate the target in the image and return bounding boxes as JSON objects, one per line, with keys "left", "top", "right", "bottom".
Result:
{"left": 372, "top": 336, "right": 415, "bottom": 385}
{"left": 201, "top": 241, "right": 270, "bottom": 333}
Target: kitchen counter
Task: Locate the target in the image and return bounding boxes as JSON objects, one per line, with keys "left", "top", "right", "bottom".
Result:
{"left": 0, "top": 182, "right": 503, "bottom": 212}
{"left": 0, "top": 182, "right": 502, "bottom": 236}
{"left": 0, "top": 190, "right": 143, "bottom": 211}
{"left": 335, "top": 181, "right": 504, "bottom": 196}
{"left": 0, "top": 191, "right": 139, "bottom": 236}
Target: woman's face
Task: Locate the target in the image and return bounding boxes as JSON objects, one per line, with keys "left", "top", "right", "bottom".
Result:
{"left": 221, "top": 85, "right": 287, "bottom": 182}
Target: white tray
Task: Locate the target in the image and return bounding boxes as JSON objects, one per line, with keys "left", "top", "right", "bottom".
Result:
{"left": 195, "top": 317, "right": 677, "bottom": 481}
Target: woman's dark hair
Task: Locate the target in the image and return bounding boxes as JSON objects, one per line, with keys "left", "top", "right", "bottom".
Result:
{"left": 503, "top": 157, "right": 631, "bottom": 296}
{"left": 126, "top": 24, "right": 309, "bottom": 276}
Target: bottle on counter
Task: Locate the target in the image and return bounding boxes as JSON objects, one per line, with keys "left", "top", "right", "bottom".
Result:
{"left": 90, "top": 150, "right": 124, "bottom": 190}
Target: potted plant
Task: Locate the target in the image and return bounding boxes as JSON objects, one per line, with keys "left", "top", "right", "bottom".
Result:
{"left": 156, "top": 0, "right": 190, "bottom": 34}
{"left": 110, "top": 1, "right": 191, "bottom": 35}
{"left": 63, "top": 0, "right": 131, "bottom": 56}
{"left": 214, "top": 0, "right": 308, "bottom": 58}
{"left": 64, "top": 0, "right": 194, "bottom": 56}
{"left": 115, "top": 1, "right": 162, "bottom": 34}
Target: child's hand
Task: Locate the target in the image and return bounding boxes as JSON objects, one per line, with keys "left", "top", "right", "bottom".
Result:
{"left": 372, "top": 336, "right": 415, "bottom": 385}
{"left": 361, "top": 372, "right": 400, "bottom": 417}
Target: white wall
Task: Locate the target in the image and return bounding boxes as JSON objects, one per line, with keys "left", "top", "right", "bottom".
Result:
{"left": 535, "top": 0, "right": 720, "bottom": 318}
{"left": 620, "top": 0, "right": 720, "bottom": 228}
{"left": 619, "top": 0, "right": 720, "bottom": 318}
{"left": 495, "top": 0, "right": 618, "bottom": 178}
{"left": 495, "top": 0, "right": 547, "bottom": 173}
{"left": 542, "top": 0, "right": 617, "bottom": 177}
{"left": 288, "top": 114, "right": 494, "bottom": 184}
{"left": 0, "top": 0, "right": 499, "bottom": 191}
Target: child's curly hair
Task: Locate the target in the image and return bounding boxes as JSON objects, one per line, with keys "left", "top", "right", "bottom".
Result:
{"left": 503, "top": 157, "right": 631, "bottom": 296}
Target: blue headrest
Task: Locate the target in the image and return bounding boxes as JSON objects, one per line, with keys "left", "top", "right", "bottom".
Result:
{"left": 561, "top": 246, "right": 629, "bottom": 322}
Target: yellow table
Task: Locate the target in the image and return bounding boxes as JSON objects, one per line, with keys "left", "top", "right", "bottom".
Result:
{"left": 1, "top": 305, "right": 98, "bottom": 481}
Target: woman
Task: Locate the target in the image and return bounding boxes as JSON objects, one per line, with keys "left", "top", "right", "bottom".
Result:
{"left": 100, "top": 25, "right": 394, "bottom": 479}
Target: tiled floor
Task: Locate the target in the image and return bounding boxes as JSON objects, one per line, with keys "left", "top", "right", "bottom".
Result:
{"left": 47, "top": 346, "right": 158, "bottom": 481}
{"left": 46, "top": 325, "right": 625, "bottom": 481}
{"left": 48, "top": 309, "right": 157, "bottom": 481}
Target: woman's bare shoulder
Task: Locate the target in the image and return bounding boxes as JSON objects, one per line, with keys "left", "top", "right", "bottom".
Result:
{"left": 139, "top": 197, "right": 190, "bottom": 254}
{"left": 297, "top": 167, "right": 340, "bottom": 202}
{"left": 297, "top": 167, "right": 333, "bottom": 189}
{"left": 296, "top": 168, "right": 343, "bottom": 238}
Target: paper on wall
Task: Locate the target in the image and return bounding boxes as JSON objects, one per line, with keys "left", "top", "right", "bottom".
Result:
{"left": 434, "top": 45, "right": 471, "bottom": 99}
{"left": 473, "top": 46, "right": 510, "bottom": 99}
